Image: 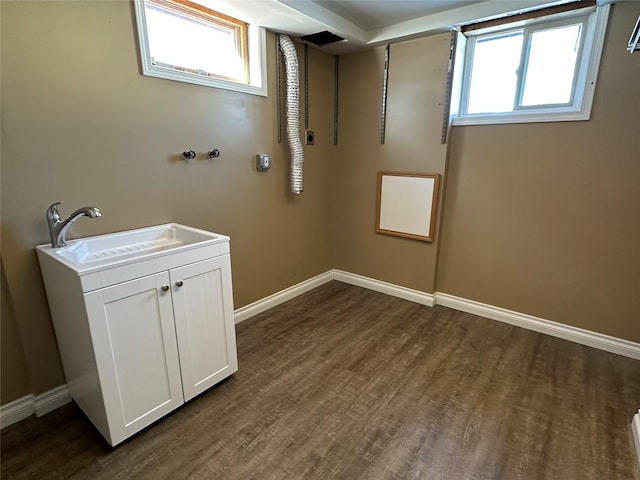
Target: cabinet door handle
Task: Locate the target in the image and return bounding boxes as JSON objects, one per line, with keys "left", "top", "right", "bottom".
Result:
{"left": 175, "top": 281, "right": 184, "bottom": 288}
{"left": 160, "top": 285, "right": 170, "bottom": 292}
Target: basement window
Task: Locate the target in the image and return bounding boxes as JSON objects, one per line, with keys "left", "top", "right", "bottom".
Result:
{"left": 452, "top": 3, "right": 609, "bottom": 125}
{"left": 134, "top": 0, "right": 267, "bottom": 96}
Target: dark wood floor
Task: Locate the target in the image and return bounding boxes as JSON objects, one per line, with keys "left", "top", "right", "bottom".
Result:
{"left": 2, "top": 281, "right": 639, "bottom": 479}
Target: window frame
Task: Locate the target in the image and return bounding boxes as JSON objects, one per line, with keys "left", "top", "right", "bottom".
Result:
{"left": 133, "top": 0, "right": 267, "bottom": 96}
{"left": 452, "top": 4, "right": 609, "bottom": 126}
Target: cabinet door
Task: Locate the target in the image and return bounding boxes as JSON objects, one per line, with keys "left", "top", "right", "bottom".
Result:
{"left": 171, "top": 255, "right": 238, "bottom": 401}
{"left": 85, "top": 272, "right": 184, "bottom": 445}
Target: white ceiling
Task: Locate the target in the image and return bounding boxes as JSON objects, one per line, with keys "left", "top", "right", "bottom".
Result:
{"left": 208, "top": 0, "right": 578, "bottom": 54}
{"left": 309, "top": 0, "right": 483, "bottom": 31}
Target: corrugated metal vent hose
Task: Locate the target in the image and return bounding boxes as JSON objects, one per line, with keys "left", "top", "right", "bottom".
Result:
{"left": 278, "top": 34, "right": 304, "bottom": 194}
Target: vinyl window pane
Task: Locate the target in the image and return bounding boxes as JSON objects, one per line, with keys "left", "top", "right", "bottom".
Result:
{"left": 467, "top": 32, "right": 523, "bottom": 114}
{"left": 520, "top": 23, "right": 582, "bottom": 106}
{"left": 144, "top": 3, "right": 244, "bottom": 81}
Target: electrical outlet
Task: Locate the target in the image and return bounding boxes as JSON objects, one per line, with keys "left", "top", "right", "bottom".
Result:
{"left": 305, "top": 130, "right": 315, "bottom": 145}
{"left": 256, "top": 154, "right": 271, "bottom": 171}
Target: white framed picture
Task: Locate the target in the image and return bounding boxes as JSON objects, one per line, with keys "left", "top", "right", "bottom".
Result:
{"left": 376, "top": 171, "right": 440, "bottom": 242}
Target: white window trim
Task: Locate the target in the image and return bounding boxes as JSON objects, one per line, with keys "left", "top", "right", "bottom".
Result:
{"left": 452, "top": 4, "right": 609, "bottom": 126}
{"left": 133, "top": 0, "right": 267, "bottom": 97}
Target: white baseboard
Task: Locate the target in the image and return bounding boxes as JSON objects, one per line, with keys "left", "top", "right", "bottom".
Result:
{"left": 5, "top": 271, "right": 638, "bottom": 423}
{"left": 0, "top": 394, "right": 35, "bottom": 429}
{"left": 234, "top": 269, "right": 639, "bottom": 359}
{"left": 633, "top": 410, "right": 640, "bottom": 469}
{"left": 34, "top": 385, "right": 71, "bottom": 417}
{"left": 233, "top": 270, "right": 435, "bottom": 325}
{"left": 234, "top": 271, "right": 335, "bottom": 324}
{"left": 435, "top": 293, "right": 640, "bottom": 360}
{"left": 333, "top": 270, "right": 435, "bottom": 307}
{"left": 1, "top": 385, "right": 71, "bottom": 429}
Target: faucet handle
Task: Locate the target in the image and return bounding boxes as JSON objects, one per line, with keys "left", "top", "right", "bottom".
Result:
{"left": 47, "top": 201, "right": 64, "bottom": 223}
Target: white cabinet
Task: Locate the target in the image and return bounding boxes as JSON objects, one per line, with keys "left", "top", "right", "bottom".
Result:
{"left": 84, "top": 272, "right": 185, "bottom": 444}
{"left": 36, "top": 225, "right": 237, "bottom": 446}
{"left": 170, "top": 257, "right": 237, "bottom": 401}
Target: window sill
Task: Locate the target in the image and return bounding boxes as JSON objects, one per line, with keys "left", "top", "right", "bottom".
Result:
{"left": 452, "top": 108, "right": 591, "bottom": 126}
{"left": 142, "top": 63, "right": 268, "bottom": 97}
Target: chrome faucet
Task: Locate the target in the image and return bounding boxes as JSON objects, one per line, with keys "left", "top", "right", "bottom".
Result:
{"left": 46, "top": 201, "right": 102, "bottom": 248}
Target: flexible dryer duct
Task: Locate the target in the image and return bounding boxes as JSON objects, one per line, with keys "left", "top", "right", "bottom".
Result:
{"left": 278, "top": 34, "right": 304, "bottom": 194}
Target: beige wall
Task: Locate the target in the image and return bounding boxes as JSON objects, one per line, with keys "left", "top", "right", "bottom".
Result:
{"left": 1, "top": 1, "right": 638, "bottom": 405}
{"left": 332, "top": 34, "right": 450, "bottom": 293}
{"left": 1, "top": 0, "right": 335, "bottom": 398}
{"left": 1, "top": 260, "right": 32, "bottom": 404}
{"left": 437, "top": 2, "right": 640, "bottom": 342}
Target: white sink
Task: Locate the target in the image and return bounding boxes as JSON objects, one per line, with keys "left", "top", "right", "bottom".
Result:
{"left": 37, "top": 223, "right": 229, "bottom": 274}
